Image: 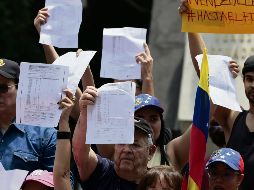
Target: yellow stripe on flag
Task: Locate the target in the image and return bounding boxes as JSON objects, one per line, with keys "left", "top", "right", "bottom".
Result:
{"left": 188, "top": 176, "right": 200, "bottom": 190}
{"left": 198, "top": 48, "right": 209, "bottom": 95}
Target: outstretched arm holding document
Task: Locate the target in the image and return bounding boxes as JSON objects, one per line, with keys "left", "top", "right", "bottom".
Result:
{"left": 72, "top": 86, "right": 99, "bottom": 181}
{"left": 179, "top": 0, "right": 241, "bottom": 143}
{"left": 54, "top": 89, "right": 75, "bottom": 190}
{"left": 34, "top": 7, "right": 59, "bottom": 64}
{"left": 136, "top": 43, "right": 155, "bottom": 96}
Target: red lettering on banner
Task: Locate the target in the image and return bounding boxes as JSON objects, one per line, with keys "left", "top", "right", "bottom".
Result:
{"left": 228, "top": 12, "right": 234, "bottom": 21}
{"left": 250, "top": 13, "right": 254, "bottom": 21}
{"left": 220, "top": 11, "right": 228, "bottom": 21}
{"left": 198, "top": 11, "right": 203, "bottom": 21}
{"left": 187, "top": 10, "right": 254, "bottom": 23}
{"left": 235, "top": 12, "right": 244, "bottom": 21}
{"left": 242, "top": 12, "right": 249, "bottom": 22}
{"left": 189, "top": 0, "right": 254, "bottom": 6}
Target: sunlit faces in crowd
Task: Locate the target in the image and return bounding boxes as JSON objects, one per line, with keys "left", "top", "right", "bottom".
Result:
{"left": 135, "top": 94, "right": 164, "bottom": 144}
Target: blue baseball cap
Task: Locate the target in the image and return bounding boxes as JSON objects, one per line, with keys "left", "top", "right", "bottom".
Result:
{"left": 206, "top": 148, "right": 244, "bottom": 174}
{"left": 135, "top": 94, "right": 164, "bottom": 113}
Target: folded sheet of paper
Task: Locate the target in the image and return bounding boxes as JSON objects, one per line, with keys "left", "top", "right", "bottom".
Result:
{"left": 53, "top": 51, "right": 96, "bottom": 94}
{"left": 16, "top": 63, "right": 69, "bottom": 127}
{"left": 86, "top": 81, "right": 136, "bottom": 144}
{"left": 196, "top": 54, "right": 241, "bottom": 111}
{"left": 100, "top": 27, "right": 147, "bottom": 80}
{"left": 0, "top": 163, "right": 28, "bottom": 190}
{"left": 40, "top": 0, "right": 82, "bottom": 48}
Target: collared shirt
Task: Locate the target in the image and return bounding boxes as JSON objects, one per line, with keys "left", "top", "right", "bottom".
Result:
{"left": 0, "top": 123, "right": 56, "bottom": 171}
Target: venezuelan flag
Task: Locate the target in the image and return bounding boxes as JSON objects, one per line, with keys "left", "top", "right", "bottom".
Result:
{"left": 183, "top": 48, "right": 210, "bottom": 190}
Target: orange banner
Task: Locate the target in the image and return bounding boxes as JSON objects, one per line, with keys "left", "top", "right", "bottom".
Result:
{"left": 181, "top": 0, "right": 254, "bottom": 33}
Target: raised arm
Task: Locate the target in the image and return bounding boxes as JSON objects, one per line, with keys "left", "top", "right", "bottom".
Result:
{"left": 188, "top": 33, "right": 206, "bottom": 77}
{"left": 81, "top": 64, "right": 95, "bottom": 88}
{"left": 178, "top": 0, "right": 205, "bottom": 77}
{"left": 188, "top": 33, "right": 238, "bottom": 140}
{"left": 188, "top": 33, "right": 238, "bottom": 139}
{"left": 72, "top": 86, "right": 98, "bottom": 181}
{"left": 34, "top": 7, "right": 59, "bottom": 64}
{"left": 70, "top": 49, "right": 96, "bottom": 121}
{"left": 54, "top": 89, "right": 74, "bottom": 190}
{"left": 34, "top": 12, "right": 88, "bottom": 121}
{"left": 136, "top": 43, "right": 155, "bottom": 96}
{"left": 179, "top": 0, "right": 240, "bottom": 142}
{"left": 168, "top": 1, "right": 242, "bottom": 171}
{"left": 167, "top": 126, "right": 191, "bottom": 171}
{"left": 76, "top": 51, "right": 116, "bottom": 159}
{"left": 213, "top": 59, "right": 240, "bottom": 138}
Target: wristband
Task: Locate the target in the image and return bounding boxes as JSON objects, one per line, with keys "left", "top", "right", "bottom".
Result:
{"left": 57, "top": 131, "right": 71, "bottom": 139}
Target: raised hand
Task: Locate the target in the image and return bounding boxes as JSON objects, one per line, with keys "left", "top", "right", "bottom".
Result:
{"left": 136, "top": 43, "right": 154, "bottom": 81}
{"left": 228, "top": 60, "right": 240, "bottom": 78}
{"left": 58, "top": 89, "right": 75, "bottom": 118}
{"left": 34, "top": 7, "right": 49, "bottom": 33}
{"left": 178, "top": 0, "right": 190, "bottom": 14}
{"left": 79, "top": 86, "right": 98, "bottom": 112}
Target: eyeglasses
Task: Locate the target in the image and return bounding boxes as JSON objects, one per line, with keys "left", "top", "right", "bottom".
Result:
{"left": 0, "top": 84, "right": 17, "bottom": 93}
{"left": 207, "top": 168, "right": 240, "bottom": 181}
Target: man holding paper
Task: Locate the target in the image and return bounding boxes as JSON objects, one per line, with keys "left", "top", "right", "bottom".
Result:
{"left": 0, "top": 59, "right": 56, "bottom": 172}
{"left": 73, "top": 86, "right": 156, "bottom": 189}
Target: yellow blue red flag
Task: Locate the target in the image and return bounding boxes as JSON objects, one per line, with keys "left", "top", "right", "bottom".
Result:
{"left": 182, "top": 48, "right": 210, "bottom": 190}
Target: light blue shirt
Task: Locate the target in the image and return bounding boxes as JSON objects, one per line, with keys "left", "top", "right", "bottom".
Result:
{"left": 0, "top": 123, "right": 56, "bottom": 171}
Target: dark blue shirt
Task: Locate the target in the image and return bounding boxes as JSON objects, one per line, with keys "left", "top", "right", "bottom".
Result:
{"left": 0, "top": 123, "right": 56, "bottom": 171}
{"left": 81, "top": 155, "right": 137, "bottom": 190}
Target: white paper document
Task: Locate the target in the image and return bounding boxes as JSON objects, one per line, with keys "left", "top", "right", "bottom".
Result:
{"left": 0, "top": 163, "right": 28, "bottom": 190}
{"left": 53, "top": 51, "right": 96, "bottom": 94}
{"left": 196, "top": 54, "right": 241, "bottom": 111}
{"left": 86, "top": 81, "right": 136, "bottom": 144}
{"left": 40, "top": 0, "right": 83, "bottom": 48}
{"left": 16, "top": 63, "right": 69, "bottom": 128}
{"left": 100, "top": 27, "right": 147, "bottom": 80}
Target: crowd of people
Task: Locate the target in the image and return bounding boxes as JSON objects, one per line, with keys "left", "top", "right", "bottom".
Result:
{"left": 1, "top": 1, "right": 254, "bottom": 190}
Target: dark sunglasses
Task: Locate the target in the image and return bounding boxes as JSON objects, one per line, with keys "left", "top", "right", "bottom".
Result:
{"left": 0, "top": 84, "right": 18, "bottom": 93}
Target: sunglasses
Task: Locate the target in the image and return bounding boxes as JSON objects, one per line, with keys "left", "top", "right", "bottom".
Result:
{"left": 0, "top": 84, "right": 17, "bottom": 93}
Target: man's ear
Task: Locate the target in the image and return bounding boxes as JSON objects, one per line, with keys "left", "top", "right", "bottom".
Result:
{"left": 237, "top": 174, "right": 244, "bottom": 186}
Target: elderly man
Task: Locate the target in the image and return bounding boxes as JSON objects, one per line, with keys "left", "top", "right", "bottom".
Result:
{"left": 73, "top": 86, "right": 156, "bottom": 189}
{"left": 0, "top": 58, "right": 56, "bottom": 171}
